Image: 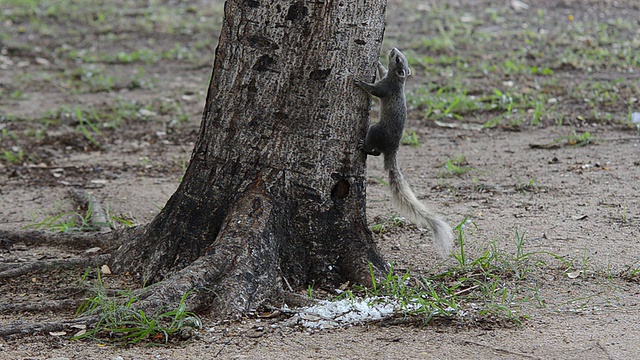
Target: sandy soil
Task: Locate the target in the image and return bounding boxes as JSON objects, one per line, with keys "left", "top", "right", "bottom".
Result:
{"left": 1, "top": 0, "right": 640, "bottom": 358}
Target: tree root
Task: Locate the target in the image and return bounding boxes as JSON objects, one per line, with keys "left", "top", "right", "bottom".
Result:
{"left": 0, "top": 299, "right": 81, "bottom": 314}
{"left": 0, "top": 254, "right": 110, "bottom": 279}
{"left": 0, "top": 229, "right": 125, "bottom": 251}
{"left": 125, "top": 188, "right": 283, "bottom": 317}
{"left": 0, "top": 315, "right": 98, "bottom": 338}
{"left": 0, "top": 188, "right": 143, "bottom": 252}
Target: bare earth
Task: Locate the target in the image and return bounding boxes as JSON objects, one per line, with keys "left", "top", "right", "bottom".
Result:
{"left": 1, "top": 0, "right": 640, "bottom": 359}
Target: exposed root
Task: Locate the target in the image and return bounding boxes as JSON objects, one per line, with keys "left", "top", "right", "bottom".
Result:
{"left": 0, "top": 299, "right": 81, "bottom": 314}
{"left": 0, "top": 315, "right": 98, "bottom": 338}
{"left": 0, "top": 254, "right": 110, "bottom": 279}
{"left": 69, "top": 188, "right": 111, "bottom": 232}
{"left": 114, "top": 187, "right": 284, "bottom": 318}
{"left": 0, "top": 228, "right": 127, "bottom": 251}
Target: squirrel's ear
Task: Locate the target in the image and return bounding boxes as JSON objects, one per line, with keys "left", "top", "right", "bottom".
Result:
{"left": 396, "top": 69, "right": 408, "bottom": 78}
{"left": 407, "top": 68, "right": 412, "bottom": 76}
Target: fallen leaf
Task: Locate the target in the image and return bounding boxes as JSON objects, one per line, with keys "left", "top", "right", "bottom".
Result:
{"left": 257, "top": 310, "right": 281, "bottom": 319}
{"left": 511, "top": 0, "right": 530, "bottom": 11}
{"left": 567, "top": 270, "right": 582, "bottom": 279}
{"left": 50, "top": 331, "right": 67, "bottom": 336}
{"left": 101, "top": 264, "right": 112, "bottom": 275}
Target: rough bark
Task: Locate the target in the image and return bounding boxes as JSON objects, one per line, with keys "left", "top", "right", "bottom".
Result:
{"left": 108, "top": 0, "right": 389, "bottom": 317}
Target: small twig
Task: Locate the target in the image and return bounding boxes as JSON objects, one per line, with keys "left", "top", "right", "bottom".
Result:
{"left": 452, "top": 284, "right": 480, "bottom": 297}
{"left": 0, "top": 254, "right": 110, "bottom": 279}
{"left": 462, "top": 339, "right": 541, "bottom": 359}
{"left": 595, "top": 340, "right": 613, "bottom": 360}
{"left": 282, "top": 275, "right": 294, "bottom": 292}
{"left": 213, "top": 337, "right": 234, "bottom": 358}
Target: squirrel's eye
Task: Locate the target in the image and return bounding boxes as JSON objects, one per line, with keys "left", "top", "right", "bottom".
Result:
{"left": 395, "top": 57, "right": 401, "bottom": 63}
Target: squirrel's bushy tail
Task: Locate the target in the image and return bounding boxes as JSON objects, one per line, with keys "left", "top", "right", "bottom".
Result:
{"left": 384, "top": 154, "right": 454, "bottom": 257}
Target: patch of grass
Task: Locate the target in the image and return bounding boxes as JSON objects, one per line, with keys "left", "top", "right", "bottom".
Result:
{"left": 621, "top": 264, "right": 640, "bottom": 283}
{"left": 99, "top": 98, "right": 142, "bottom": 129}
{"left": 24, "top": 199, "right": 136, "bottom": 233}
{"left": 341, "top": 221, "right": 569, "bottom": 325}
{"left": 549, "top": 130, "right": 593, "bottom": 147}
{"left": 567, "top": 131, "right": 593, "bottom": 146}
{"left": 401, "top": 129, "right": 420, "bottom": 146}
{"left": 409, "top": 84, "right": 484, "bottom": 121}
{"left": 391, "top": 2, "right": 639, "bottom": 128}
{"left": 621, "top": 203, "right": 629, "bottom": 224}
{"left": 74, "top": 270, "right": 201, "bottom": 345}
{"left": 26, "top": 206, "right": 98, "bottom": 233}
{"left": 62, "top": 66, "right": 116, "bottom": 93}
{"left": 75, "top": 107, "right": 103, "bottom": 148}
{"left": 111, "top": 49, "right": 160, "bottom": 64}
{"left": 515, "top": 177, "right": 537, "bottom": 193}
{"left": 437, "top": 154, "right": 474, "bottom": 178}
{"left": 1, "top": 147, "right": 24, "bottom": 164}
{"left": 369, "top": 216, "right": 404, "bottom": 234}
{"left": 369, "top": 175, "right": 388, "bottom": 187}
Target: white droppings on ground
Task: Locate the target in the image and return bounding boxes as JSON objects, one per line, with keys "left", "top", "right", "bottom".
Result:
{"left": 286, "top": 296, "right": 459, "bottom": 329}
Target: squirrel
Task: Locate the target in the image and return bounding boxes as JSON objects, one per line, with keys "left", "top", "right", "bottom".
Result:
{"left": 354, "top": 48, "right": 454, "bottom": 257}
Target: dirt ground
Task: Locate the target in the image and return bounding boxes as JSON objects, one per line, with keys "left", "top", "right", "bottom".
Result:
{"left": 1, "top": 0, "right": 640, "bottom": 359}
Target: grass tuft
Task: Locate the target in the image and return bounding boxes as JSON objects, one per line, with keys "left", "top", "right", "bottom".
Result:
{"left": 74, "top": 269, "right": 201, "bottom": 345}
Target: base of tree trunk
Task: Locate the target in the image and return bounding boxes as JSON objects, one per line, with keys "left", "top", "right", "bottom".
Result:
{"left": 0, "top": 185, "right": 388, "bottom": 336}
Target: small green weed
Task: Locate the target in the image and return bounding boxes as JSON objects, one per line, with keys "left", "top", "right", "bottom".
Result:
{"left": 25, "top": 200, "right": 135, "bottom": 233}
{"left": 567, "top": 131, "right": 592, "bottom": 146}
{"left": 63, "top": 66, "right": 116, "bottom": 93}
{"left": 369, "top": 216, "right": 404, "bottom": 234}
{"left": 621, "top": 264, "right": 640, "bottom": 282}
{"left": 26, "top": 204, "right": 98, "bottom": 233}
{"left": 549, "top": 130, "right": 593, "bottom": 147}
{"left": 515, "top": 177, "right": 537, "bottom": 192}
{"left": 75, "top": 108, "right": 103, "bottom": 148}
{"left": 1, "top": 147, "right": 24, "bottom": 164}
{"left": 409, "top": 85, "right": 483, "bottom": 121}
{"left": 437, "top": 154, "right": 474, "bottom": 178}
{"left": 401, "top": 129, "right": 420, "bottom": 146}
{"left": 621, "top": 203, "right": 629, "bottom": 223}
{"left": 74, "top": 270, "right": 201, "bottom": 345}
{"left": 339, "top": 221, "right": 569, "bottom": 325}
{"left": 370, "top": 175, "right": 389, "bottom": 187}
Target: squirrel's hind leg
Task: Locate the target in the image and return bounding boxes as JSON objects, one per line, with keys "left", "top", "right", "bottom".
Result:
{"left": 361, "top": 124, "right": 387, "bottom": 156}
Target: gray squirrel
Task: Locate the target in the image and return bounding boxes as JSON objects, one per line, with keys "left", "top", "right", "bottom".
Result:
{"left": 354, "top": 48, "right": 454, "bottom": 257}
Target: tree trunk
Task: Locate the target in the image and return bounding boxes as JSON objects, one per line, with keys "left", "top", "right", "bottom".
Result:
{"left": 110, "top": 0, "right": 389, "bottom": 317}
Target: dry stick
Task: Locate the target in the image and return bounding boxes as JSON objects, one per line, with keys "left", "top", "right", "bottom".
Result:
{"left": 0, "top": 315, "right": 98, "bottom": 338}
{"left": 69, "top": 188, "right": 111, "bottom": 232}
{"left": 0, "top": 254, "right": 110, "bottom": 279}
{"left": 462, "top": 340, "right": 542, "bottom": 360}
